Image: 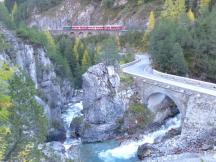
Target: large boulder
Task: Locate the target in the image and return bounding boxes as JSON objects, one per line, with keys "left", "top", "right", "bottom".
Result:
{"left": 81, "top": 63, "right": 124, "bottom": 142}
{"left": 137, "top": 144, "right": 154, "bottom": 160}
{"left": 39, "top": 142, "right": 75, "bottom": 162}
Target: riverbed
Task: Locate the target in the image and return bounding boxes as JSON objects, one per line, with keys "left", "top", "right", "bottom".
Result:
{"left": 61, "top": 102, "right": 181, "bottom": 162}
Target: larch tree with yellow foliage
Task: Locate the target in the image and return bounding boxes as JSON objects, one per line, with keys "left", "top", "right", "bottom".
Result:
{"left": 199, "top": 0, "right": 210, "bottom": 13}
{"left": 11, "top": 2, "right": 17, "bottom": 21}
{"left": 148, "top": 11, "right": 155, "bottom": 32}
{"left": 187, "top": 8, "right": 195, "bottom": 22}
{"left": 161, "top": 0, "right": 186, "bottom": 19}
{"left": 143, "top": 11, "right": 155, "bottom": 52}
{"left": 44, "top": 30, "right": 57, "bottom": 57}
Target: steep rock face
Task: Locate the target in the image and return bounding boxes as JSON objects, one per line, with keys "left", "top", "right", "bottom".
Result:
{"left": 28, "top": 0, "right": 151, "bottom": 30}
{"left": 81, "top": 63, "right": 124, "bottom": 142}
{"left": 0, "top": 26, "right": 74, "bottom": 132}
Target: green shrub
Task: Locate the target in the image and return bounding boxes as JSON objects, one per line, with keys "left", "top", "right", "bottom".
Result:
{"left": 119, "top": 53, "right": 135, "bottom": 64}
{"left": 127, "top": 103, "right": 154, "bottom": 128}
{"left": 119, "top": 72, "right": 134, "bottom": 86}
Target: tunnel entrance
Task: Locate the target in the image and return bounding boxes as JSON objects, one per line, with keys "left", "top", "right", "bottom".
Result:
{"left": 147, "top": 93, "right": 180, "bottom": 124}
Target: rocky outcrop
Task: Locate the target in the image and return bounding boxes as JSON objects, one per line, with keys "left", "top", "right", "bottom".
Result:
{"left": 137, "top": 144, "right": 156, "bottom": 160}
{"left": 39, "top": 142, "right": 76, "bottom": 162}
{"left": 28, "top": 0, "right": 149, "bottom": 31}
{"left": 81, "top": 63, "right": 124, "bottom": 142}
{"left": 0, "top": 25, "right": 74, "bottom": 139}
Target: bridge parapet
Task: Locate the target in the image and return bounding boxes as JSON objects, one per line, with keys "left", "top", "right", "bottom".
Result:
{"left": 120, "top": 56, "right": 141, "bottom": 68}
{"left": 154, "top": 70, "right": 216, "bottom": 91}
{"left": 140, "top": 76, "right": 194, "bottom": 96}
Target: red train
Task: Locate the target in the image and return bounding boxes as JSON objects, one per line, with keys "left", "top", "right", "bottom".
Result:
{"left": 63, "top": 25, "right": 124, "bottom": 31}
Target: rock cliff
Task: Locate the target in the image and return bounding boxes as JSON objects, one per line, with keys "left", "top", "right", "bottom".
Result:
{"left": 0, "top": 25, "right": 74, "bottom": 136}
{"left": 81, "top": 63, "right": 124, "bottom": 142}
{"left": 28, "top": 0, "right": 162, "bottom": 30}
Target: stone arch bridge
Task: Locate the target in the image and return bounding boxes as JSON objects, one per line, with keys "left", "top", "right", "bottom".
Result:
{"left": 121, "top": 55, "right": 216, "bottom": 136}
{"left": 50, "top": 29, "right": 125, "bottom": 37}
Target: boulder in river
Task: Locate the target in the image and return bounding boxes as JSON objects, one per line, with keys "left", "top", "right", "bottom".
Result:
{"left": 81, "top": 63, "right": 124, "bottom": 142}
{"left": 137, "top": 144, "right": 155, "bottom": 160}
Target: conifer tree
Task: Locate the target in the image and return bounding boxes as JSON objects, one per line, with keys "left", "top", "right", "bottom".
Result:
{"left": 11, "top": 2, "right": 17, "bottom": 21}
{"left": 81, "top": 49, "right": 90, "bottom": 72}
{"left": 175, "top": 0, "right": 186, "bottom": 15}
{"left": 94, "top": 44, "right": 101, "bottom": 64}
{"left": 73, "top": 38, "right": 84, "bottom": 63}
{"left": 143, "top": 11, "right": 155, "bottom": 52}
{"left": 161, "top": 0, "right": 186, "bottom": 18}
{"left": 44, "top": 31, "right": 57, "bottom": 56}
{"left": 148, "top": 11, "right": 155, "bottom": 32}
{"left": 187, "top": 8, "right": 195, "bottom": 22}
{"left": 0, "top": 63, "right": 14, "bottom": 161}
{"left": 6, "top": 73, "right": 47, "bottom": 161}
{"left": 161, "top": 0, "right": 176, "bottom": 18}
{"left": 199, "top": 0, "right": 210, "bottom": 13}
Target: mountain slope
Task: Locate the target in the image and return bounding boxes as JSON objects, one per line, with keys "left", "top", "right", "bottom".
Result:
{"left": 29, "top": 0, "right": 163, "bottom": 30}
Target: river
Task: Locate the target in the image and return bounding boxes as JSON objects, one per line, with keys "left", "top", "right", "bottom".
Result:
{"left": 61, "top": 102, "right": 181, "bottom": 162}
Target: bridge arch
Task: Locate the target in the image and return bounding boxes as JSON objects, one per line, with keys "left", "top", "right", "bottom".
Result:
{"left": 78, "top": 32, "right": 84, "bottom": 36}
{"left": 143, "top": 88, "right": 186, "bottom": 124}
{"left": 70, "top": 32, "right": 75, "bottom": 37}
{"left": 87, "top": 32, "right": 92, "bottom": 36}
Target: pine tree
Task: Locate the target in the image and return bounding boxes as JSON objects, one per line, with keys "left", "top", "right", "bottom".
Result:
{"left": 161, "top": 0, "right": 176, "bottom": 18}
{"left": 187, "top": 8, "right": 195, "bottom": 22}
{"left": 94, "top": 44, "right": 101, "bottom": 64}
{"left": 11, "top": 2, "right": 17, "bottom": 21}
{"left": 44, "top": 31, "right": 57, "bottom": 56}
{"left": 81, "top": 49, "right": 91, "bottom": 72}
{"left": 161, "top": 0, "right": 186, "bottom": 18}
{"left": 73, "top": 38, "right": 81, "bottom": 62}
{"left": 143, "top": 11, "right": 155, "bottom": 52}
{"left": 171, "top": 43, "right": 188, "bottom": 75}
{"left": 199, "top": 0, "right": 210, "bottom": 13}
{"left": 98, "top": 38, "right": 119, "bottom": 66}
{"left": 6, "top": 73, "right": 47, "bottom": 161}
{"left": 148, "top": 11, "right": 155, "bottom": 32}
{"left": 175, "top": 0, "right": 186, "bottom": 15}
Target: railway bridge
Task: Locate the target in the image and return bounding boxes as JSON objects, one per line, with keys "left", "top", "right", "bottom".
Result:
{"left": 122, "top": 55, "right": 216, "bottom": 137}
{"left": 50, "top": 25, "right": 127, "bottom": 37}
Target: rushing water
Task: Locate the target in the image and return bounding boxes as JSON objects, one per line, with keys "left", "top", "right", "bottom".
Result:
{"left": 61, "top": 102, "right": 181, "bottom": 162}
{"left": 62, "top": 102, "right": 83, "bottom": 150}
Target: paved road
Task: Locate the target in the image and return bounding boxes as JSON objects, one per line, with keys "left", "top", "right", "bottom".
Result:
{"left": 122, "top": 55, "right": 216, "bottom": 97}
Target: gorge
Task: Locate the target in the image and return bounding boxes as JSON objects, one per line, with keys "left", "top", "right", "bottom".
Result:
{"left": 1, "top": 0, "right": 216, "bottom": 161}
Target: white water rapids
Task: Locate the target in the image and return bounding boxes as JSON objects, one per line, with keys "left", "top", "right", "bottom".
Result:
{"left": 61, "top": 101, "right": 181, "bottom": 162}
{"left": 99, "top": 114, "right": 181, "bottom": 161}
{"left": 61, "top": 102, "right": 83, "bottom": 150}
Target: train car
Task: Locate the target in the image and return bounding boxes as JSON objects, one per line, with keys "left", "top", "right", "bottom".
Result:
{"left": 63, "top": 26, "right": 72, "bottom": 31}
{"left": 63, "top": 25, "right": 124, "bottom": 31}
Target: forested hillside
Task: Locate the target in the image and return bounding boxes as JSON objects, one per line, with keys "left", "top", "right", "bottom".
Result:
{"left": 149, "top": 0, "right": 216, "bottom": 82}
